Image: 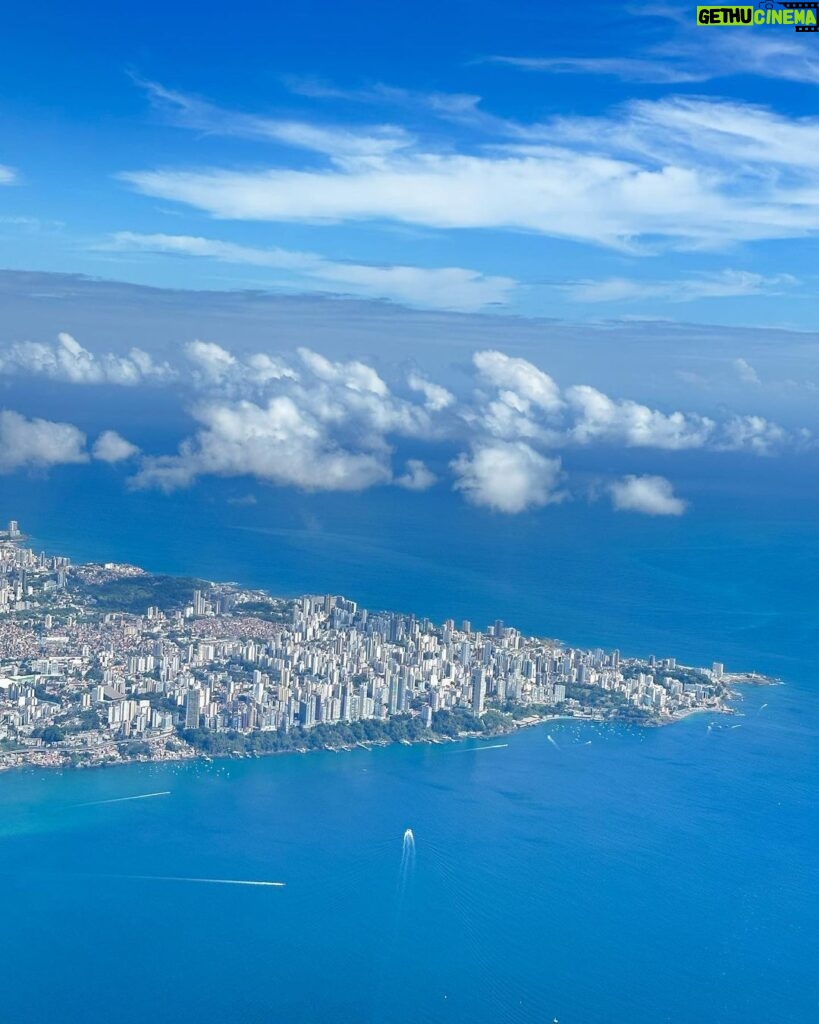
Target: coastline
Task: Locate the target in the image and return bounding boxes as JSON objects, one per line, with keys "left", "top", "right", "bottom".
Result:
{"left": 0, "top": 700, "right": 757, "bottom": 774}
{"left": 1, "top": 533, "right": 778, "bottom": 776}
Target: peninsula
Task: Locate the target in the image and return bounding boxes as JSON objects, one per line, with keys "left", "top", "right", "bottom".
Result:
{"left": 0, "top": 521, "right": 766, "bottom": 771}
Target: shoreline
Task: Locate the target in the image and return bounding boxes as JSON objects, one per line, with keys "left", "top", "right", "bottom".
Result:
{"left": 0, "top": 701, "right": 748, "bottom": 775}
{"left": 1, "top": 534, "right": 779, "bottom": 778}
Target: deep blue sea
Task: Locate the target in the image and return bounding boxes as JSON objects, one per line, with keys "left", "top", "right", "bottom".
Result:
{"left": 2, "top": 459, "right": 819, "bottom": 1023}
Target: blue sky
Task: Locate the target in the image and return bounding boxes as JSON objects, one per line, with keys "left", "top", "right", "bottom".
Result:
{"left": 1, "top": 1, "right": 819, "bottom": 523}
{"left": 2, "top": 1, "right": 819, "bottom": 324}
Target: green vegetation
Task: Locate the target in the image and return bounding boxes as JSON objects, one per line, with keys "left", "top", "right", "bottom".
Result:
{"left": 179, "top": 706, "right": 514, "bottom": 758}
{"left": 121, "top": 740, "right": 152, "bottom": 758}
{"left": 615, "top": 705, "right": 653, "bottom": 723}
{"left": 181, "top": 715, "right": 417, "bottom": 756}
{"left": 621, "top": 665, "right": 711, "bottom": 688}
{"left": 668, "top": 667, "right": 712, "bottom": 687}
{"left": 481, "top": 708, "right": 511, "bottom": 732}
{"left": 431, "top": 707, "right": 507, "bottom": 736}
{"left": 72, "top": 575, "right": 206, "bottom": 614}
{"left": 69, "top": 709, "right": 102, "bottom": 732}
{"left": 234, "top": 599, "right": 292, "bottom": 622}
{"left": 565, "top": 684, "right": 627, "bottom": 709}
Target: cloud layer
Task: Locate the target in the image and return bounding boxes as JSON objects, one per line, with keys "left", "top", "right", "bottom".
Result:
{"left": 1, "top": 334, "right": 806, "bottom": 512}
{"left": 562, "top": 270, "right": 798, "bottom": 305}
{"left": 121, "top": 89, "right": 819, "bottom": 251}
{"left": 489, "top": 14, "right": 819, "bottom": 88}
{"left": 108, "top": 232, "right": 515, "bottom": 312}
{"left": 0, "top": 332, "right": 173, "bottom": 385}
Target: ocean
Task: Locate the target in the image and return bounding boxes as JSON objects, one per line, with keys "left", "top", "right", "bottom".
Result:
{"left": 1, "top": 686, "right": 815, "bottom": 1024}
{"left": 2, "top": 457, "right": 818, "bottom": 1022}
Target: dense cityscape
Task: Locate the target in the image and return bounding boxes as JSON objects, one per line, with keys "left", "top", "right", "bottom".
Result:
{"left": 0, "top": 521, "right": 754, "bottom": 771}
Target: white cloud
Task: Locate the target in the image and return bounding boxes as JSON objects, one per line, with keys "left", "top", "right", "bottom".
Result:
{"left": 107, "top": 232, "right": 515, "bottom": 312}
{"left": 407, "top": 372, "right": 455, "bottom": 411}
{"left": 132, "top": 346, "right": 447, "bottom": 493}
{"left": 720, "top": 415, "right": 787, "bottom": 455}
{"left": 245, "top": 352, "right": 298, "bottom": 384}
{"left": 0, "top": 410, "right": 88, "bottom": 472}
{"left": 0, "top": 165, "right": 16, "bottom": 185}
{"left": 555, "top": 95, "right": 819, "bottom": 179}
{"left": 284, "top": 350, "right": 436, "bottom": 443}
{"left": 120, "top": 94, "right": 819, "bottom": 250}
{"left": 566, "top": 385, "right": 715, "bottom": 449}
{"left": 185, "top": 339, "right": 238, "bottom": 384}
{"left": 466, "top": 351, "right": 565, "bottom": 443}
{"left": 480, "top": 392, "right": 549, "bottom": 442}
{"left": 562, "top": 270, "right": 798, "bottom": 304}
{"left": 5, "top": 332, "right": 796, "bottom": 502}
{"left": 473, "top": 350, "right": 563, "bottom": 411}
{"left": 309, "top": 260, "right": 515, "bottom": 312}
{"left": 451, "top": 441, "right": 565, "bottom": 513}
{"left": 185, "top": 339, "right": 298, "bottom": 390}
{"left": 396, "top": 459, "right": 437, "bottom": 491}
{"left": 488, "top": 19, "right": 819, "bottom": 87}
{"left": 0, "top": 332, "right": 174, "bottom": 385}
{"left": 297, "top": 348, "right": 389, "bottom": 396}
{"left": 122, "top": 152, "right": 662, "bottom": 248}
{"left": 488, "top": 55, "right": 708, "bottom": 84}
{"left": 131, "top": 395, "right": 392, "bottom": 493}
{"left": 93, "top": 430, "right": 140, "bottom": 463}
{"left": 138, "top": 79, "right": 414, "bottom": 158}
{"left": 734, "top": 358, "right": 760, "bottom": 385}
{"left": 609, "top": 475, "right": 687, "bottom": 516}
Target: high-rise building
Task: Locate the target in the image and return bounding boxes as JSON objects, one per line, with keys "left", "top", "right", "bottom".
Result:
{"left": 387, "top": 674, "right": 399, "bottom": 716}
{"left": 471, "top": 668, "right": 486, "bottom": 714}
{"left": 184, "top": 688, "right": 202, "bottom": 729}
{"left": 298, "top": 698, "right": 315, "bottom": 728}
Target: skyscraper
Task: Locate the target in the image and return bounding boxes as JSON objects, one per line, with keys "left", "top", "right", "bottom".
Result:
{"left": 184, "top": 688, "right": 202, "bottom": 729}
{"left": 471, "top": 668, "right": 486, "bottom": 714}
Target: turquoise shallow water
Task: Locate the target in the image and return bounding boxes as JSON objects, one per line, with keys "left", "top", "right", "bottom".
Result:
{"left": 3, "top": 462, "right": 819, "bottom": 1021}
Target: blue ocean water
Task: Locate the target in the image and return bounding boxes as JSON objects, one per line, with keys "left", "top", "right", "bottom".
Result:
{"left": 0, "top": 687, "right": 816, "bottom": 1024}
{"left": 2, "top": 458, "right": 819, "bottom": 1022}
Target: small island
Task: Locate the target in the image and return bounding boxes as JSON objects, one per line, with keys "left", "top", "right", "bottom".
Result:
{"left": 0, "top": 522, "right": 774, "bottom": 772}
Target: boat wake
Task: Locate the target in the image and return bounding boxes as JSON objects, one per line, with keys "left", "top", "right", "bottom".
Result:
{"left": 124, "top": 875, "right": 285, "bottom": 888}
{"left": 77, "top": 791, "right": 171, "bottom": 807}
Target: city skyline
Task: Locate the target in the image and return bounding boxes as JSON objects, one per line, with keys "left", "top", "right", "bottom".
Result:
{"left": 1, "top": 518, "right": 744, "bottom": 772}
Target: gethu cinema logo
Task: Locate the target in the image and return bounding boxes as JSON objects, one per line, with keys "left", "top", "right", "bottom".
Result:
{"left": 697, "top": 3, "right": 819, "bottom": 27}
